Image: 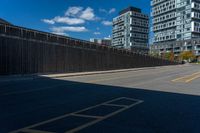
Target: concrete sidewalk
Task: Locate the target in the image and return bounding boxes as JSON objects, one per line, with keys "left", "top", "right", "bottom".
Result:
{"left": 41, "top": 65, "right": 187, "bottom": 78}
{"left": 0, "top": 65, "right": 183, "bottom": 82}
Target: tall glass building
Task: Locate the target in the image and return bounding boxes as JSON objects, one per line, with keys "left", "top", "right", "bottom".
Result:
{"left": 152, "top": 0, "right": 200, "bottom": 43}
{"left": 151, "top": 0, "right": 200, "bottom": 60}
{"left": 112, "top": 7, "right": 149, "bottom": 54}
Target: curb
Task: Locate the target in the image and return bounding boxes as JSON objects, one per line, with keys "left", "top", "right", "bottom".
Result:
{"left": 40, "top": 65, "right": 176, "bottom": 78}
{"left": 0, "top": 65, "right": 182, "bottom": 82}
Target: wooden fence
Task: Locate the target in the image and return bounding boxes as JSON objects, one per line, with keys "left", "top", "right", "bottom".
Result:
{"left": 0, "top": 23, "right": 178, "bottom": 75}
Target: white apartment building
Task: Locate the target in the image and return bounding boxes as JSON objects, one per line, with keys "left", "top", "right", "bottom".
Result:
{"left": 151, "top": 0, "right": 200, "bottom": 59}
{"left": 90, "top": 38, "right": 111, "bottom": 46}
{"left": 151, "top": 0, "right": 200, "bottom": 43}
{"left": 112, "top": 7, "right": 149, "bottom": 54}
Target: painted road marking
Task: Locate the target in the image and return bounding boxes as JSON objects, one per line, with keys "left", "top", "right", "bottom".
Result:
{"left": 185, "top": 74, "right": 200, "bottom": 83}
{"left": 65, "top": 97, "right": 143, "bottom": 133}
{"left": 9, "top": 97, "right": 143, "bottom": 133}
{"left": 103, "top": 103, "right": 128, "bottom": 107}
{"left": 20, "top": 129, "right": 55, "bottom": 133}
{"left": 71, "top": 114, "right": 103, "bottom": 119}
{"left": 172, "top": 71, "right": 200, "bottom": 82}
{"left": 172, "top": 71, "right": 200, "bottom": 83}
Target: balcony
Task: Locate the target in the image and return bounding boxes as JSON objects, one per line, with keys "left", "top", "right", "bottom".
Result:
{"left": 151, "top": 0, "right": 166, "bottom": 6}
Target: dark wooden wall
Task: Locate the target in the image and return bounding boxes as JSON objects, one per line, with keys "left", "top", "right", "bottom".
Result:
{"left": 0, "top": 24, "right": 178, "bottom": 75}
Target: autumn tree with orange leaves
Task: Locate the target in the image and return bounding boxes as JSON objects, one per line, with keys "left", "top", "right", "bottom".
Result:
{"left": 179, "top": 51, "right": 196, "bottom": 62}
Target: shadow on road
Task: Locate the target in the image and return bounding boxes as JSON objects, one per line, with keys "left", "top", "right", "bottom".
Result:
{"left": 0, "top": 76, "right": 200, "bottom": 133}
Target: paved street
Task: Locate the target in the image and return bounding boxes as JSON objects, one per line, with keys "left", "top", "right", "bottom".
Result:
{"left": 0, "top": 64, "right": 200, "bottom": 133}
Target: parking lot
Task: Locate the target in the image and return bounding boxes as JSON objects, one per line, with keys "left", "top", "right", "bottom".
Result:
{"left": 0, "top": 64, "right": 200, "bottom": 133}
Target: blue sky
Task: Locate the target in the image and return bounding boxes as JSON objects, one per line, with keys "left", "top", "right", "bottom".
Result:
{"left": 0, "top": 0, "right": 151, "bottom": 41}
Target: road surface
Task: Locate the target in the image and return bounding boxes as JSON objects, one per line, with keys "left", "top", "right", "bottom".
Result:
{"left": 0, "top": 64, "right": 200, "bottom": 133}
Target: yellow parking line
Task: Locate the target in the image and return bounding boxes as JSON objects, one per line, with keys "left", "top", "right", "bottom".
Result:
{"left": 185, "top": 74, "right": 200, "bottom": 83}
{"left": 172, "top": 71, "right": 200, "bottom": 83}
{"left": 171, "top": 71, "right": 200, "bottom": 82}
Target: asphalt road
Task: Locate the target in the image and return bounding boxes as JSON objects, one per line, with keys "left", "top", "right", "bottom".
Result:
{"left": 0, "top": 64, "right": 200, "bottom": 133}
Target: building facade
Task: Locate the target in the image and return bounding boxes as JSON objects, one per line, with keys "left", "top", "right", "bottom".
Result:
{"left": 150, "top": 39, "right": 200, "bottom": 61}
{"left": 151, "top": 0, "right": 200, "bottom": 43}
{"left": 90, "top": 38, "right": 111, "bottom": 46}
{"left": 112, "top": 7, "right": 149, "bottom": 54}
{"left": 151, "top": 0, "right": 200, "bottom": 60}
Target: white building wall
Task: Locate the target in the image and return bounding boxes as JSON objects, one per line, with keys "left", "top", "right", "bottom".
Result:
{"left": 112, "top": 8, "right": 149, "bottom": 50}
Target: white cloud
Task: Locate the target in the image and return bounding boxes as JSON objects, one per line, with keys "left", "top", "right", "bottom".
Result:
{"left": 65, "top": 6, "right": 83, "bottom": 16}
{"left": 41, "top": 19, "right": 55, "bottom": 24}
{"left": 80, "top": 7, "right": 96, "bottom": 20}
{"left": 42, "top": 16, "right": 85, "bottom": 25}
{"left": 94, "top": 32, "right": 101, "bottom": 35}
{"left": 51, "top": 26, "right": 88, "bottom": 32}
{"left": 42, "top": 6, "right": 98, "bottom": 26}
{"left": 104, "top": 35, "right": 111, "bottom": 39}
{"left": 102, "top": 20, "right": 112, "bottom": 26}
{"left": 53, "top": 16, "right": 85, "bottom": 25}
{"left": 52, "top": 32, "right": 69, "bottom": 36}
{"left": 99, "top": 8, "right": 116, "bottom": 14}
{"left": 65, "top": 6, "right": 97, "bottom": 21}
{"left": 109, "top": 8, "right": 116, "bottom": 14}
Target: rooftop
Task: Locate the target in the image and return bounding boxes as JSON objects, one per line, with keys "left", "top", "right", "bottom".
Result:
{"left": 119, "top": 6, "right": 141, "bottom": 15}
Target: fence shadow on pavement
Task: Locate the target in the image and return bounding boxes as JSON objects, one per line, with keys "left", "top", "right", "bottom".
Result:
{"left": 0, "top": 76, "right": 200, "bottom": 133}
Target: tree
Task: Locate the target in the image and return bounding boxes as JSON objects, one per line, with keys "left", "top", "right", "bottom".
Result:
{"left": 150, "top": 51, "right": 160, "bottom": 57}
{"left": 164, "top": 51, "right": 174, "bottom": 61}
{"left": 179, "top": 51, "right": 196, "bottom": 62}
